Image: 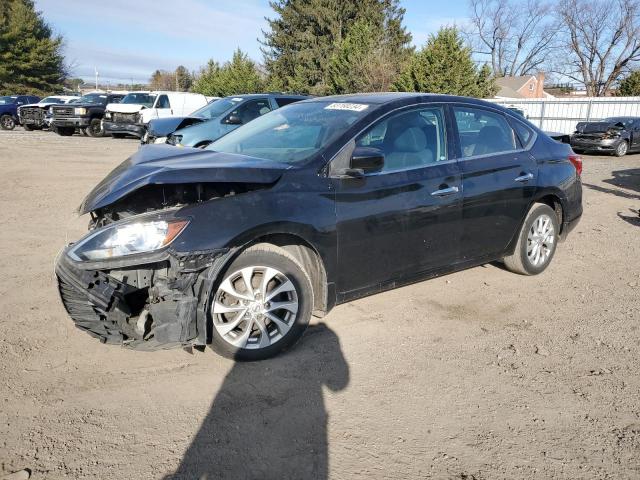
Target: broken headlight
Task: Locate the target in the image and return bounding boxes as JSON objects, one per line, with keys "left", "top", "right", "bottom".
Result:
{"left": 68, "top": 218, "right": 189, "bottom": 261}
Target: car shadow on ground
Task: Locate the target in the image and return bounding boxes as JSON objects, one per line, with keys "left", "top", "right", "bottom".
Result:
{"left": 164, "top": 323, "right": 349, "bottom": 480}
{"left": 583, "top": 167, "right": 640, "bottom": 200}
{"left": 618, "top": 210, "right": 640, "bottom": 227}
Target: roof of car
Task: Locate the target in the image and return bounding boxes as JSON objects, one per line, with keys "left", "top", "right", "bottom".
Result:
{"left": 305, "top": 92, "right": 497, "bottom": 105}
{"left": 225, "top": 93, "right": 311, "bottom": 99}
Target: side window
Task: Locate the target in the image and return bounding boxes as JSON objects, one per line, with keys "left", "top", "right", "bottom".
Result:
{"left": 511, "top": 119, "right": 534, "bottom": 147}
{"left": 355, "top": 107, "right": 447, "bottom": 172}
{"left": 16, "top": 96, "right": 27, "bottom": 105}
{"left": 228, "top": 99, "right": 271, "bottom": 124}
{"left": 453, "top": 106, "right": 517, "bottom": 158}
{"left": 275, "top": 97, "right": 301, "bottom": 108}
{"left": 156, "top": 95, "right": 171, "bottom": 109}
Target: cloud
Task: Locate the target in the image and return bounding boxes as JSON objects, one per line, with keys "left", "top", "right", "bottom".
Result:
{"left": 35, "top": 0, "right": 272, "bottom": 83}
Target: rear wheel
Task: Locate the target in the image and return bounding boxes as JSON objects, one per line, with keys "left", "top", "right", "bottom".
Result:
{"left": 86, "top": 118, "right": 104, "bottom": 137}
{"left": 209, "top": 244, "right": 313, "bottom": 361}
{"left": 0, "top": 114, "right": 16, "bottom": 130}
{"left": 53, "top": 126, "right": 74, "bottom": 136}
{"left": 503, "top": 204, "right": 559, "bottom": 275}
{"left": 614, "top": 140, "right": 628, "bottom": 157}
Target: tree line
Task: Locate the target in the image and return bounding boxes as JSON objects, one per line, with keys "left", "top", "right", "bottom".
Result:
{"left": 3, "top": 0, "right": 640, "bottom": 98}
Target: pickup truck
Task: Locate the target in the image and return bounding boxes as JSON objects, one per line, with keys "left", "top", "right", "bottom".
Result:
{"left": 18, "top": 96, "right": 80, "bottom": 130}
{"left": 0, "top": 95, "right": 41, "bottom": 130}
{"left": 50, "top": 92, "right": 126, "bottom": 137}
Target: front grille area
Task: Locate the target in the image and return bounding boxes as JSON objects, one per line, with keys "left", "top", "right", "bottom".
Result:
{"left": 52, "top": 106, "right": 74, "bottom": 118}
{"left": 57, "top": 274, "right": 124, "bottom": 344}
{"left": 112, "top": 112, "right": 138, "bottom": 124}
{"left": 20, "top": 107, "right": 44, "bottom": 121}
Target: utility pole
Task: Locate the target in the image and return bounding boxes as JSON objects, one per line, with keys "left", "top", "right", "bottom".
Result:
{"left": 95, "top": 67, "right": 99, "bottom": 90}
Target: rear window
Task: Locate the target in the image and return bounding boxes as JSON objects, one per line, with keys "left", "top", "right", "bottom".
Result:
{"left": 275, "top": 97, "right": 303, "bottom": 108}
{"left": 511, "top": 119, "right": 535, "bottom": 147}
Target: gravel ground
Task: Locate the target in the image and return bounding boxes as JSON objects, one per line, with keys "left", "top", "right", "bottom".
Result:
{"left": 0, "top": 128, "right": 639, "bottom": 479}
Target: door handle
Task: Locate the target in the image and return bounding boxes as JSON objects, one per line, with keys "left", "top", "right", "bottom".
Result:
{"left": 515, "top": 172, "right": 534, "bottom": 183}
{"left": 431, "top": 186, "right": 459, "bottom": 197}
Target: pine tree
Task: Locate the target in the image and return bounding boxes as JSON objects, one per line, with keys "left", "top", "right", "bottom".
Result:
{"left": 393, "top": 27, "right": 497, "bottom": 98}
{"left": 617, "top": 70, "right": 640, "bottom": 96}
{"left": 192, "top": 49, "right": 264, "bottom": 97}
{"left": 175, "top": 65, "right": 193, "bottom": 92}
{"left": 262, "top": 0, "right": 412, "bottom": 94}
{"left": 0, "top": 0, "right": 66, "bottom": 95}
{"left": 327, "top": 20, "right": 400, "bottom": 94}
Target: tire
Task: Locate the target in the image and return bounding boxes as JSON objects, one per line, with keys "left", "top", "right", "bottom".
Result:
{"left": 53, "top": 126, "right": 74, "bottom": 136}
{"left": 503, "top": 203, "right": 560, "bottom": 276}
{"left": 0, "top": 114, "right": 16, "bottom": 130}
{"left": 209, "top": 244, "right": 313, "bottom": 361}
{"left": 86, "top": 118, "right": 104, "bottom": 137}
{"left": 23, "top": 124, "right": 35, "bottom": 131}
{"left": 614, "top": 140, "right": 628, "bottom": 157}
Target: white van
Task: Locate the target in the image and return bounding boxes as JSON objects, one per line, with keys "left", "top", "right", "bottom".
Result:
{"left": 102, "top": 91, "right": 209, "bottom": 138}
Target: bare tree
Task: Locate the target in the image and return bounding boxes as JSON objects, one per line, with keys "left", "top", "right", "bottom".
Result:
{"left": 556, "top": 0, "right": 640, "bottom": 96}
{"left": 466, "top": 0, "right": 558, "bottom": 76}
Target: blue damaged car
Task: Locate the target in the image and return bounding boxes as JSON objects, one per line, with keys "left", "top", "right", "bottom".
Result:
{"left": 143, "top": 93, "right": 310, "bottom": 148}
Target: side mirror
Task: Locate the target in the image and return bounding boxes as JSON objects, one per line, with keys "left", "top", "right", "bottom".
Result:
{"left": 345, "top": 147, "right": 384, "bottom": 177}
{"left": 225, "top": 114, "right": 242, "bottom": 125}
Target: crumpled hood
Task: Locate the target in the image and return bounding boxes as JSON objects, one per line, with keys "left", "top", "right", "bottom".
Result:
{"left": 106, "top": 103, "right": 146, "bottom": 113}
{"left": 78, "top": 145, "right": 290, "bottom": 214}
{"left": 575, "top": 121, "right": 625, "bottom": 134}
{"left": 147, "top": 116, "right": 204, "bottom": 137}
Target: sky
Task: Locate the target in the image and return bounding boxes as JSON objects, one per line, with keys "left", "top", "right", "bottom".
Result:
{"left": 34, "top": 0, "right": 469, "bottom": 85}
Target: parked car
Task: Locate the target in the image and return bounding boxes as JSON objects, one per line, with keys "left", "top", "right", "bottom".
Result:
{"left": 570, "top": 117, "right": 640, "bottom": 156}
{"left": 545, "top": 131, "right": 571, "bottom": 144}
{"left": 55, "top": 93, "right": 582, "bottom": 360}
{"left": 0, "top": 95, "right": 41, "bottom": 130}
{"left": 50, "top": 92, "right": 126, "bottom": 137}
{"left": 143, "top": 93, "right": 311, "bottom": 148}
{"left": 18, "top": 96, "right": 80, "bottom": 130}
{"left": 103, "top": 91, "right": 209, "bottom": 139}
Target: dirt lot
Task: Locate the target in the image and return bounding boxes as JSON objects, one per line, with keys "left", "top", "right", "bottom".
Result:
{"left": 0, "top": 128, "right": 639, "bottom": 479}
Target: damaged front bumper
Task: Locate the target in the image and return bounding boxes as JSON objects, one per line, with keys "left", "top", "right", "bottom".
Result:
{"left": 55, "top": 245, "right": 231, "bottom": 350}
{"left": 102, "top": 120, "right": 146, "bottom": 138}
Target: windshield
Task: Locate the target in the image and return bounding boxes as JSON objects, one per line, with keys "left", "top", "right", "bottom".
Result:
{"left": 603, "top": 117, "right": 634, "bottom": 127}
{"left": 206, "top": 101, "right": 370, "bottom": 163}
{"left": 77, "top": 93, "right": 108, "bottom": 104}
{"left": 0, "top": 96, "right": 17, "bottom": 105}
{"left": 40, "top": 96, "right": 64, "bottom": 104}
{"left": 121, "top": 93, "right": 157, "bottom": 107}
{"left": 190, "top": 97, "right": 243, "bottom": 119}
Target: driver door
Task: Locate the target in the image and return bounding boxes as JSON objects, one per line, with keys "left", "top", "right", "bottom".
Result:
{"left": 331, "top": 106, "right": 463, "bottom": 298}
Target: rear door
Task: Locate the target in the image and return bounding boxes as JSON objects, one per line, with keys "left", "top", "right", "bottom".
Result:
{"left": 332, "top": 105, "right": 463, "bottom": 296}
{"left": 451, "top": 105, "right": 538, "bottom": 260}
{"left": 631, "top": 119, "right": 640, "bottom": 150}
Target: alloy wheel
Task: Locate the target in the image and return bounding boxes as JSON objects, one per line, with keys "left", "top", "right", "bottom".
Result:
{"left": 616, "top": 141, "right": 628, "bottom": 156}
{"left": 212, "top": 266, "right": 299, "bottom": 349}
{"left": 526, "top": 214, "right": 555, "bottom": 267}
{"left": 1, "top": 116, "right": 15, "bottom": 130}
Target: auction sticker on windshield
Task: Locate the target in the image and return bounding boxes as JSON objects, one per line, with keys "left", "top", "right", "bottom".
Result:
{"left": 324, "top": 103, "right": 369, "bottom": 112}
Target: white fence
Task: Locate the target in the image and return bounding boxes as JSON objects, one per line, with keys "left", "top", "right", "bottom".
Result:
{"left": 488, "top": 97, "right": 640, "bottom": 134}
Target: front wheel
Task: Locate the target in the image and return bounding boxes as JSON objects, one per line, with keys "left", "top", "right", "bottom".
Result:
{"left": 614, "top": 140, "right": 628, "bottom": 157}
{"left": 0, "top": 114, "right": 16, "bottom": 130}
{"left": 86, "top": 118, "right": 104, "bottom": 137}
{"left": 23, "top": 124, "right": 36, "bottom": 131}
{"left": 209, "top": 244, "right": 313, "bottom": 361}
{"left": 503, "top": 204, "right": 559, "bottom": 275}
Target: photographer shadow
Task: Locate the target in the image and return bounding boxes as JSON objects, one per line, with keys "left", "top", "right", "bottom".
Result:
{"left": 165, "top": 323, "right": 349, "bottom": 480}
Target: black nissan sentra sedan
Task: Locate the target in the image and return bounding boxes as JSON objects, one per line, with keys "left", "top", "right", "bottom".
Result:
{"left": 55, "top": 93, "right": 583, "bottom": 360}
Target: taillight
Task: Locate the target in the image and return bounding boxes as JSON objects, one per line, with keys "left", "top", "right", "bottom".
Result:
{"left": 569, "top": 153, "right": 582, "bottom": 176}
